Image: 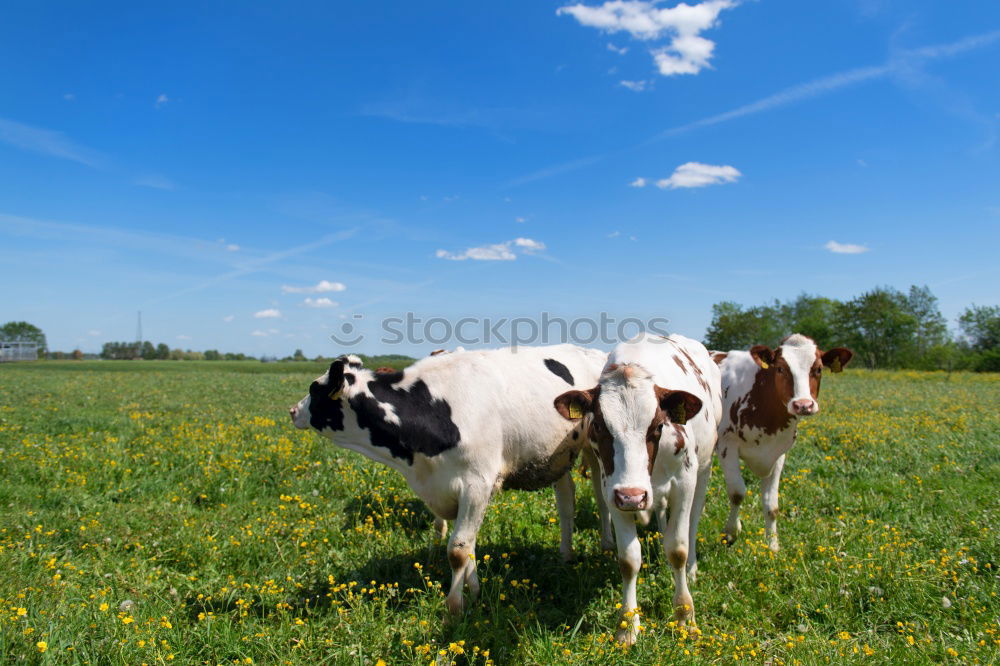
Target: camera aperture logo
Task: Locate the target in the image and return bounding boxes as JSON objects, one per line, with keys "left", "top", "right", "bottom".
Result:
{"left": 329, "top": 313, "right": 670, "bottom": 348}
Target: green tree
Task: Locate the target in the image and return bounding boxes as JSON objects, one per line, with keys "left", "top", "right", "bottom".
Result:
{"left": 156, "top": 343, "right": 170, "bottom": 360}
{"left": 0, "top": 321, "right": 47, "bottom": 354}
{"left": 958, "top": 304, "right": 1000, "bottom": 351}
{"left": 704, "top": 301, "right": 785, "bottom": 351}
{"left": 204, "top": 349, "right": 221, "bottom": 361}
{"left": 835, "top": 287, "right": 918, "bottom": 369}
{"left": 292, "top": 348, "right": 306, "bottom": 361}
{"left": 904, "top": 285, "right": 948, "bottom": 360}
{"left": 140, "top": 341, "right": 156, "bottom": 360}
{"left": 781, "top": 294, "right": 843, "bottom": 349}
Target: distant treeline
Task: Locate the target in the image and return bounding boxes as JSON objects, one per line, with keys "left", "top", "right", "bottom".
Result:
{"left": 704, "top": 285, "right": 1000, "bottom": 372}
{"left": 99, "top": 341, "right": 254, "bottom": 361}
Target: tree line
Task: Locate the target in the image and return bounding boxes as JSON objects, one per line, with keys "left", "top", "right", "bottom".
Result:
{"left": 99, "top": 341, "right": 253, "bottom": 361}
{"left": 704, "top": 285, "right": 1000, "bottom": 371}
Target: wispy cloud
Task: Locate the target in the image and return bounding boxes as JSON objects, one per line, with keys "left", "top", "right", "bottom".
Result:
{"left": 657, "top": 29, "right": 1000, "bottom": 138}
{"left": 619, "top": 79, "right": 650, "bottom": 92}
{"left": 155, "top": 94, "right": 170, "bottom": 109}
{"left": 825, "top": 240, "right": 870, "bottom": 254}
{"left": 607, "top": 42, "right": 628, "bottom": 55}
{"left": 0, "top": 117, "right": 105, "bottom": 168}
{"left": 225, "top": 244, "right": 240, "bottom": 252}
{"left": 503, "top": 154, "right": 604, "bottom": 188}
{"left": 655, "top": 162, "right": 741, "bottom": 189}
{"left": 629, "top": 177, "right": 647, "bottom": 187}
{"left": 558, "top": 0, "right": 737, "bottom": 76}
{"left": 281, "top": 280, "right": 346, "bottom": 294}
{"left": 254, "top": 309, "right": 282, "bottom": 319}
{"left": 436, "top": 237, "right": 546, "bottom": 261}
{"left": 223, "top": 315, "right": 235, "bottom": 323}
{"left": 304, "top": 297, "right": 338, "bottom": 308}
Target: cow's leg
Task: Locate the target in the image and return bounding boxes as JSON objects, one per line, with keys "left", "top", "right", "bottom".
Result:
{"left": 662, "top": 479, "right": 695, "bottom": 625}
{"left": 433, "top": 517, "right": 448, "bottom": 541}
{"left": 719, "top": 439, "right": 746, "bottom": 546}
{"left": 610, "top": 509, "right": 642, "bottom": 646}
{"left": 761, "top": 453, "right": 786, "bottom": 553}
{"left": 553, "top": 472, "right": 576, "bottom": 562}
{"left": 686, "top": 464, "right": 712, "bottom": 583}
{"left": 445, "top": 485, "right": 490, "bottom": 615}
{"left": 584, "top": 447, "right": 614, "bottom": 551}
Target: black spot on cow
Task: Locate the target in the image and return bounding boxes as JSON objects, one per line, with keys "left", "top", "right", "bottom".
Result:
{"left": 348, "top": 377, "right": 461, "bottom": 464}
{"left": 571, "top": 430, "right": 579, "bottom": 441}
{"left": 308, "top": 360, "right": 347, "bottom": 432}
{"left": 344, "top": 373, "right": 356, "bottom": 385}
{"left": 544, "top": 358, "right": 575, "bottom": 386}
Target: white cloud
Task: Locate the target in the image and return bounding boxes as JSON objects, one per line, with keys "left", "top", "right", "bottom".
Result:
{"left": 557, "top": 0, "right": 736, "bottom": 76}
{"left": 87, "top": 329, "right": 101, "bottom": 337}
{"left": 436, "top": 237, "right": 546, "bottom": 261}
{"left": 515, "top": 216, "right": 527, "bottom": 223}
{"left": 656, "top": 162, "right": 741, "bottom": 189}
{"left": 155, "top": 94, "right": 169, "bottom": 108}
{"left": 857, "top": 159, "right": 868, "bottom": 167}
{"left": 629, "top": 177, "right": 647, "bottom": 187}
{"left": 254, "top": 308, "right": 282, "bottom": 319}
{"left": 176, "top": 334, "right": 191, "bottom": 341}
{"left": 63, "top": 93, "right": 75, "bottom": 101}
{"left": 514, "top": 237, "right": 546, "bottom": 252}
{"left": 250, "top": 330, "right": 269, "bottom": 337}
{"left": 226, "top": 244, "right": 240, "bottom": 252}
{"left": 134, "top": 174, "right": 175, "bottom": 190}
{"left": 608, "top": 231, "right": 621, "bottom": 238}
{"left": 281, "top": 280, "right": 346, "bottom": 294}
{"left": 304, "top": 297, "right": 338, "bottom": 308}
{"left": 0, "top": 116, "right": 105, "bottom": 167}
{"left": 619, "top": 79, "right": 649, "bottom": 92}
{"left": 607, "top": 42, "right": 628, "bottom": 55}
{"left": 223, "top": 315, "right": 235, "bottom": 323}
{"left": 825, "top": 240, "right": 870, "bottom": 254}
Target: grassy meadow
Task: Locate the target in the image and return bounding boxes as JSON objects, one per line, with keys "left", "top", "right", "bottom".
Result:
{"left": 1, "top": 360, "right": 998, "bottom": 664}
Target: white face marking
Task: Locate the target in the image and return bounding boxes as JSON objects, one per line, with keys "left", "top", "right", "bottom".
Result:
{"left": 598, "top": 366, "right": 657, "bottom": 505}
{"left": 779, "top": 336, "right": 819, "bottom": 415}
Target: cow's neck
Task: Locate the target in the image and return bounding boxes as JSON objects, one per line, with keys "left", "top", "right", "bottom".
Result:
{"left": 743, "top": 370, "right": 795, "bottom": 436}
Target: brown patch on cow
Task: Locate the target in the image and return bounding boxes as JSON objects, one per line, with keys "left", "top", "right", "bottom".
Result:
{"left": 671, "top": 423, "right": 686, "bottom": 454}
{"left": 429, "top": 349, "right": 447, "bottom": 356}
{"left": 672, "top": 355, "right": 688, "bottom": 374}
{"left": 711, "top": 351, "right": 728, "bottom": 365}
{"left": 730, "top": 491, "right": 744, "bottom": 506}
{"left": 644, "top": 417, "right": 664, "bottom": 474}
{"left": 619, "top": 556, "right": 639, "bottom": 578}
{"left": 736, "top": 355, "right": 794, "bottom": 435}
{"left": 720, "top": 446, "right": 727, "bottom": 458}
{"left": 375, "top": 366, "right": 396, "bottom": 374}
{"left": 667, "top": 546, "right": 687, "bottom": 569}
{"left": 677, "top": 346, "right": 711, "bottom": 393}
{"left": 448, "top": 545, "right": 469, "bottom": 570}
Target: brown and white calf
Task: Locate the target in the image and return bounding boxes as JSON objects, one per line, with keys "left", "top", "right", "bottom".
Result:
{"left": 714, "top": 334, "right": 853, "bottom": 552}
{"left": 289, "top": 345, "right": 607, "bottom": 615}
{"left": 554, "top": 334, "right": 722, "bottom": 645}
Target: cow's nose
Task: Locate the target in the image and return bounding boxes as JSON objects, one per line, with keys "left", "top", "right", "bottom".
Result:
{"left": 791, "top": 399, "right": 817, "bottom": 415}
{"left": 289, "top": 406, "right": 299, "bottom": 421}
{"left": 614, "top": 488, "right": 648, "bottom": 511}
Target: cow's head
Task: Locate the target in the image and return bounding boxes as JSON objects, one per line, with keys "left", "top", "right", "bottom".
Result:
{"left": 553, "top": 363, "right": 701, "bottom": 513}
{"left": 289, "top": 354, "right": 364, "bottom": 433}
{"left": 749, "top": 334, "right": 852, "bottom": 416}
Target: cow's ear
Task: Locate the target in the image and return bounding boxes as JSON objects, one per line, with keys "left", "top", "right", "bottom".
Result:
{"left": 326, "top": 359, "right": 346, "bottom": 398}
{"left": 821, "top": 348, "right": 853, "bottom": 373}
{"left": 554, "top": 388, "right": 597, "bottom": 421}
{"left": 749, "top": 345, "right": 775, "bottom": 369}
{"left": 655, "top": 386, "right": 702, "bottom": 425}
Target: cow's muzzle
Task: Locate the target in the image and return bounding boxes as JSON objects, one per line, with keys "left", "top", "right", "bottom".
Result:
{"left": 614, "top": 487, "right": 649, "bottom": 511}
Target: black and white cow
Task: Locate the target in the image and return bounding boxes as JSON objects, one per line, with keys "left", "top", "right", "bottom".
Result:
{"left": 289, "top": 345, "right": 607, "bottom": 614}
{"left": 553, "top": 334, "right": 722, "bottom": 645}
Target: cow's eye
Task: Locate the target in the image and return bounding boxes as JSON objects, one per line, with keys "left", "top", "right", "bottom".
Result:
{"left": 776, "top": 366, "right": 784, "bottom": 374}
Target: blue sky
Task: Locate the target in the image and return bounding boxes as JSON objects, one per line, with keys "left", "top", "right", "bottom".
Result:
{"left": 2, "top": 0, "right": 998, "bottom": 357}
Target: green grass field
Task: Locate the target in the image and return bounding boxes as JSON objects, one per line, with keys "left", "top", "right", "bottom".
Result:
{"left": 1, "top": 361, "right": 998, "bottom": 664}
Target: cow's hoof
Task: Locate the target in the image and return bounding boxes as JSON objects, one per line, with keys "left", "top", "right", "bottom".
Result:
{"left": 687, "top": 562, "right": 698, "bottom": 584}
{"left": 615, "top": 628, "right": 638, "bottom": 647}
{"left": 445, "top": 594, "right": 464, "bottom": 616}
{"left": 768, "top": 538, "right": 780, "bottom": 553}
{"left": 721, "top": 532, "right": 737, "bottom": 546}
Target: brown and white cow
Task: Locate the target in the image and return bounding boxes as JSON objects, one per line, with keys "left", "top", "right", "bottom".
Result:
{"left": 714, "top": 334, "right": 852, "bottom": 552}
{"left": 554, "top": 333, "right": 722, "bottom": 645}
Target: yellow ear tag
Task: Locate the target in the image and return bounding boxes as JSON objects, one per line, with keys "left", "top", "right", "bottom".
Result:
{"left": 831, "top": 357, "right": 842, "bottom": 373}
{"left": 328, "top": 389, "right": 342, "bottom": 401}
{"left": 568, "top": 401, "right": 583, "bottom": 419}
{"left": 760, "top": 361, "right": 769, "bottom": 369}
{"left": 669, "top": 403, "right": 687, "bottom": 425}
